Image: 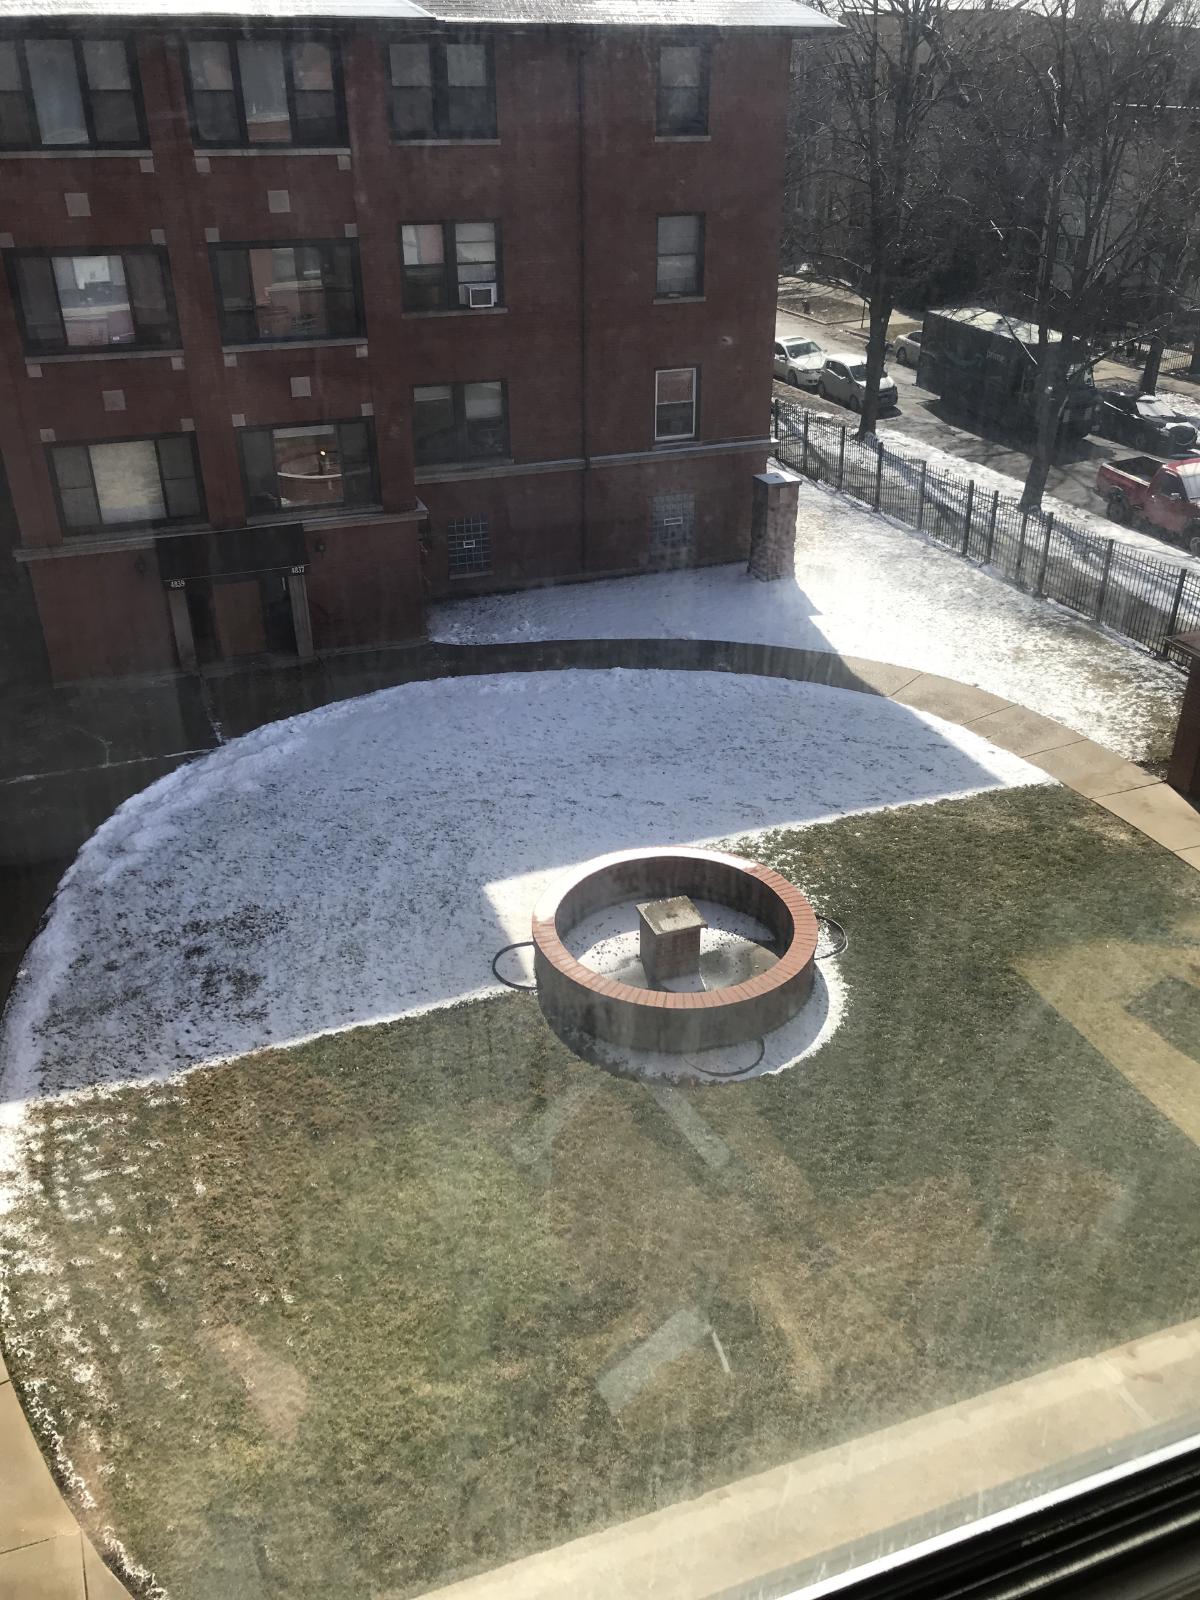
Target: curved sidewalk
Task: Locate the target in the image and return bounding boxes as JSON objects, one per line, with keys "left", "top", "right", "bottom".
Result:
{"left": 2, "top": 645, "right": 1198, "bottom": 1600}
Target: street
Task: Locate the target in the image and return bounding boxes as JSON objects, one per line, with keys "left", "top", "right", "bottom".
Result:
{"left": 774, "top": 303, "right": 1200, "bottom": 554}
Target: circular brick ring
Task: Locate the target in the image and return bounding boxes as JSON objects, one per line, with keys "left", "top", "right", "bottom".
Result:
{"left": 531, "top": 846, "right": 820, "bottom": 1055}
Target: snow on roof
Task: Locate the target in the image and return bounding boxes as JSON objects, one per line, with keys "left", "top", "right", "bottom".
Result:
{"left": 928, "top": 306, "right": 1063, "bottom": 345}
{"left": 0, "top": 0, "right": 837, "bottom": 25}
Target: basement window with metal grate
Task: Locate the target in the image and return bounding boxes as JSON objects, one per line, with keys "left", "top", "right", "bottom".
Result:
{"left": 650, "top": 491, "right": 695, "bottom": 556}
{"left": 447, "top": 514, "right": 491, "bottom": 577}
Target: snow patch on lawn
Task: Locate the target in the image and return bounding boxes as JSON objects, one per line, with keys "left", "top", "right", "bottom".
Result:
{"left": 431, "top": 482, "right": 1181, "bottom": 761}
{"left": 0, "top": 669, "right": 1047, "bottom": 1110}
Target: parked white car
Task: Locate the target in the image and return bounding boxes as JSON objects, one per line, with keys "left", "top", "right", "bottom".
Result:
{"left": 890, "top": 329, "right": 922, "bottom": 367}
{"left": 816, "top": 353, "right": 899, "bottom": 413}
{"left": 773, "top": 336, "right": 824, "bottom": 389}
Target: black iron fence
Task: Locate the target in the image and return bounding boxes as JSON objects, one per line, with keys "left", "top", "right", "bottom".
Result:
{"left": 772, "top": 397, "right": 1200, "bottom": 672}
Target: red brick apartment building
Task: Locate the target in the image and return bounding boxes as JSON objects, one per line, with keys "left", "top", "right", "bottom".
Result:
{"left": 0, "top": 0, "right": 830, "bottom": 681}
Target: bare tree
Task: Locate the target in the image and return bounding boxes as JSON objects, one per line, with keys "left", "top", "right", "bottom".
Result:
{"left": 789, "top": 0, "right": 999, "bottom": 440}
{"left": 976, "top": 0, "right": 1200, "bottom": 508}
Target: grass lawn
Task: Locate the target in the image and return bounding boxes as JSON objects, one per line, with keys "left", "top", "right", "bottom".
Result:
{"left": 4, "top": 784, "right": 1200, "bottom": 1599}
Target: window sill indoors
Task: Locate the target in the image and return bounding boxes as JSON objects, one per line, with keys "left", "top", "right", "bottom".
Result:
{"left": 401, "top": 306, "right": 508, "bottom": 319}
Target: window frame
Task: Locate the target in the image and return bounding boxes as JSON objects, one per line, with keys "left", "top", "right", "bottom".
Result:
{"left": 208, "top": 238, "right": 366, "bottom": 346}
{"left": 411, "top": 379, "right": 510, "bottom": 468}
{"left": 655, "top": 40, "right": 711, "bottom": 139}
{"left": 4, "top": 246, "right": 179, "bottom": 356}
{"left": 388, "top": 36, "right": 498, "bottom": 142}
{"left": 236, "top": 417, "right": 380, "bottom": 520}
{"left": 399, "top": 219, "right": 503, "bottom": 313}
{"left": 0, "top": 34, "right": 146, "bottom": 151}
{"left": 655, "top": 212, "right": 705, "bottom": 299}
{"left": 182, "top": 32, "right": 347, "bottom": 150}
{"left": 654, "top": 366, "right": 699, "bottom": 443}
{"left": 47, "top": 431, "right": 206, "bottom": 538}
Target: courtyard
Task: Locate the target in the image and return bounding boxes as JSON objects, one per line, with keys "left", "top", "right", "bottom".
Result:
{"left": 2, "top": 652, "right": 1200, "bottom": 1598}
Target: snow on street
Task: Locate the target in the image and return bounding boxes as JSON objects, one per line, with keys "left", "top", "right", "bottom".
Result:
{"left": 431, "top": 481, "right": 1182, "bottom": 761}
{"left": 0, "top": 670, "right": 1047, "bottom": 1106}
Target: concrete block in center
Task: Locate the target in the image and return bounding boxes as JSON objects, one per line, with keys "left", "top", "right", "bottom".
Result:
{"left": 637, "top": 895, "right": 706, "bottom": 985}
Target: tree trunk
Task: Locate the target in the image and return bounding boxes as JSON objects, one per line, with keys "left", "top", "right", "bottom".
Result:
{"left": 1189, "top": 325, "right": 1200, "bottom": 378}
{"left": 857, "top": 294, "right": 892, "bottom": 441}
{"left": 1140, "top": 334, "right": 1165, "bottom": 395}
{"left": 1020, "top": 346, "right": 1067, "bottom": 511}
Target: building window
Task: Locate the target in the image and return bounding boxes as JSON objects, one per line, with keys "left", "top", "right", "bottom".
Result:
{"left": 238, "top": 420, "right": 377, "bottom": 516}
{"left": 400, "top": 222, "right": 500, "bottom": 311}
{"left": 654, "top": 367, "right": 698, "bottom": 441}
{"left": 651, "top": 491, "right": 695, "bottom": 554}
{"left": 210, "top": 242, "right": 363, "bottom": 344}
{"left": 49, "top": 434, "right": 203, "bottom": 535}
{"left": 447, "top": 515, "right": 492, "bottom": 577}
{"left": 185, "top": 37, "right": 343, "bottom": 147}
{"left": 412, "top": 381, "right": 508, "bottom": 467}
{"left": 656, "top": 44, "right": 709, "bottom": 137}
{"left": 6, "top": 249, "right": 176, "bottom": 355}
{"left": 656, "top": 215, "right": 704, "bottom": 297}
{"left": 389, "top": 40, "right": 496, "bottom": 140}
{"left": 0, "top": 37, "right": 143, "bottom": 150}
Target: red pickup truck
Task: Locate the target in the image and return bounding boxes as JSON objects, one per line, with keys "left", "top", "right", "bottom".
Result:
{"left": 1096, "top": 455, "right": 1200, "bottom": 555}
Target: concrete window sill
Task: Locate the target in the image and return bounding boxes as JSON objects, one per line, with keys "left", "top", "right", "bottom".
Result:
{"left": 402, "top": 306, "right": 508, "bottom": 319}
{"left": 220, "top": 336, "right": 366, "bottom": 354}
{"left": 28, "top": 348, "right": 184, "bottom": 365}
{"left": 0, "top": 147, "right": 151, "bottom": 159}
{"left": 653, "top": 295, "right": 706, "bottom": 305}
{"left": 415, "top": 457, "right": 515, "bottom": 481}
{"left": 247, "top": 504, "right": 384, "bottom": 527}
{"left": 392, "top": 138, "right": 501, "bottom": 147}
{"left": 654, "top": 134, "right": 711, "bottom": 143}
{"left": 195, "top": 146, "right": 352, "bottom": 158}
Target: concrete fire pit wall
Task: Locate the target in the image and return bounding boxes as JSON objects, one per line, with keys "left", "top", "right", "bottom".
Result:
{"left": 531, "top": 846, "right": 819, "bottom": 1054}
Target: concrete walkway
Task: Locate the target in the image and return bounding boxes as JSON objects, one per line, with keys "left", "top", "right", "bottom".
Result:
{"left": 1, "top": 649, "right": 1197, "bottom": 1600}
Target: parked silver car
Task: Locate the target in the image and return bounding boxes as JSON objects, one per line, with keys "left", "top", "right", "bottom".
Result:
{"left": 816, "top": 353, "right": 899, "bottom": 413}
{"left": 890, "top": 329, "right": 922, "bottom": 366}
{"left": 773, "top": 336, "right": 824, "bottom": 389}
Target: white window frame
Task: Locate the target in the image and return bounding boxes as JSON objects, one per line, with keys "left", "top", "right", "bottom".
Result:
{"left": 654, "top": 366, "right": 698, "bottom": 442}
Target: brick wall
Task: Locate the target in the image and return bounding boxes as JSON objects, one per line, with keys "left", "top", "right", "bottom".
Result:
{"left": 0, "top": 17, "right": 795, "bottom": 679}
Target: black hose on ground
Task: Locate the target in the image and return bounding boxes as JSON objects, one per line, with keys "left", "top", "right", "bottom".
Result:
{"left": 491, "top": 941, "right": 538, "bottom": 991}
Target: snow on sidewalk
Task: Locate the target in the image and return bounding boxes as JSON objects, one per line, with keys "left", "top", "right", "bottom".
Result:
{"left": 0, "top": 670, "right": 1046, "bottom": 1105}
{"left": 430, "top": 482, "right": 1182, "bottom": 762}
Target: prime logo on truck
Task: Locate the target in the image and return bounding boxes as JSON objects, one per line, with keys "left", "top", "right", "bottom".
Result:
{"left": 916, "top": 307, "right": 1098, "bottom": 440}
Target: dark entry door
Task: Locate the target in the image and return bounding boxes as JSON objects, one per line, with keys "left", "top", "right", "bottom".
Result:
{"left": 259, "top": 573, "right": 297, "bottom": 655}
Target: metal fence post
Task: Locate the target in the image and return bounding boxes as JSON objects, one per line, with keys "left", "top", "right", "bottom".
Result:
{"left": 838, "top": 425, "right": 846, "bottom": 490}
{"left": 917, "top": 462, "right": 927, "bottom": 530}
{"left": 1094, "top": 540, "right": 1115, "bottom": 621}
{"left": 1035, "top": 513, "right": 1054, "bottom": 596}
{"left": 1016, "top": 509, "right": 1030, "bottom": 583}
{"left": 984, "top": 490, "right": 999, "bottom": 566}
{"left": 873, "top": 442, "right": 883, "bottom": 511}
{"left": 801, "top": 409, "right": 810, "bottom": 477}
{"left": 1162, "top": 567, "right": 1189, "bottom": 654}
{"left": 962, "top": 479, "right": 975, "bottom": 555}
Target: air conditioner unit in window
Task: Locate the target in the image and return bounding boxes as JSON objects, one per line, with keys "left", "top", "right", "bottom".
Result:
{"left": 462, "top": 282, "right": 498, "bottom": 309}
